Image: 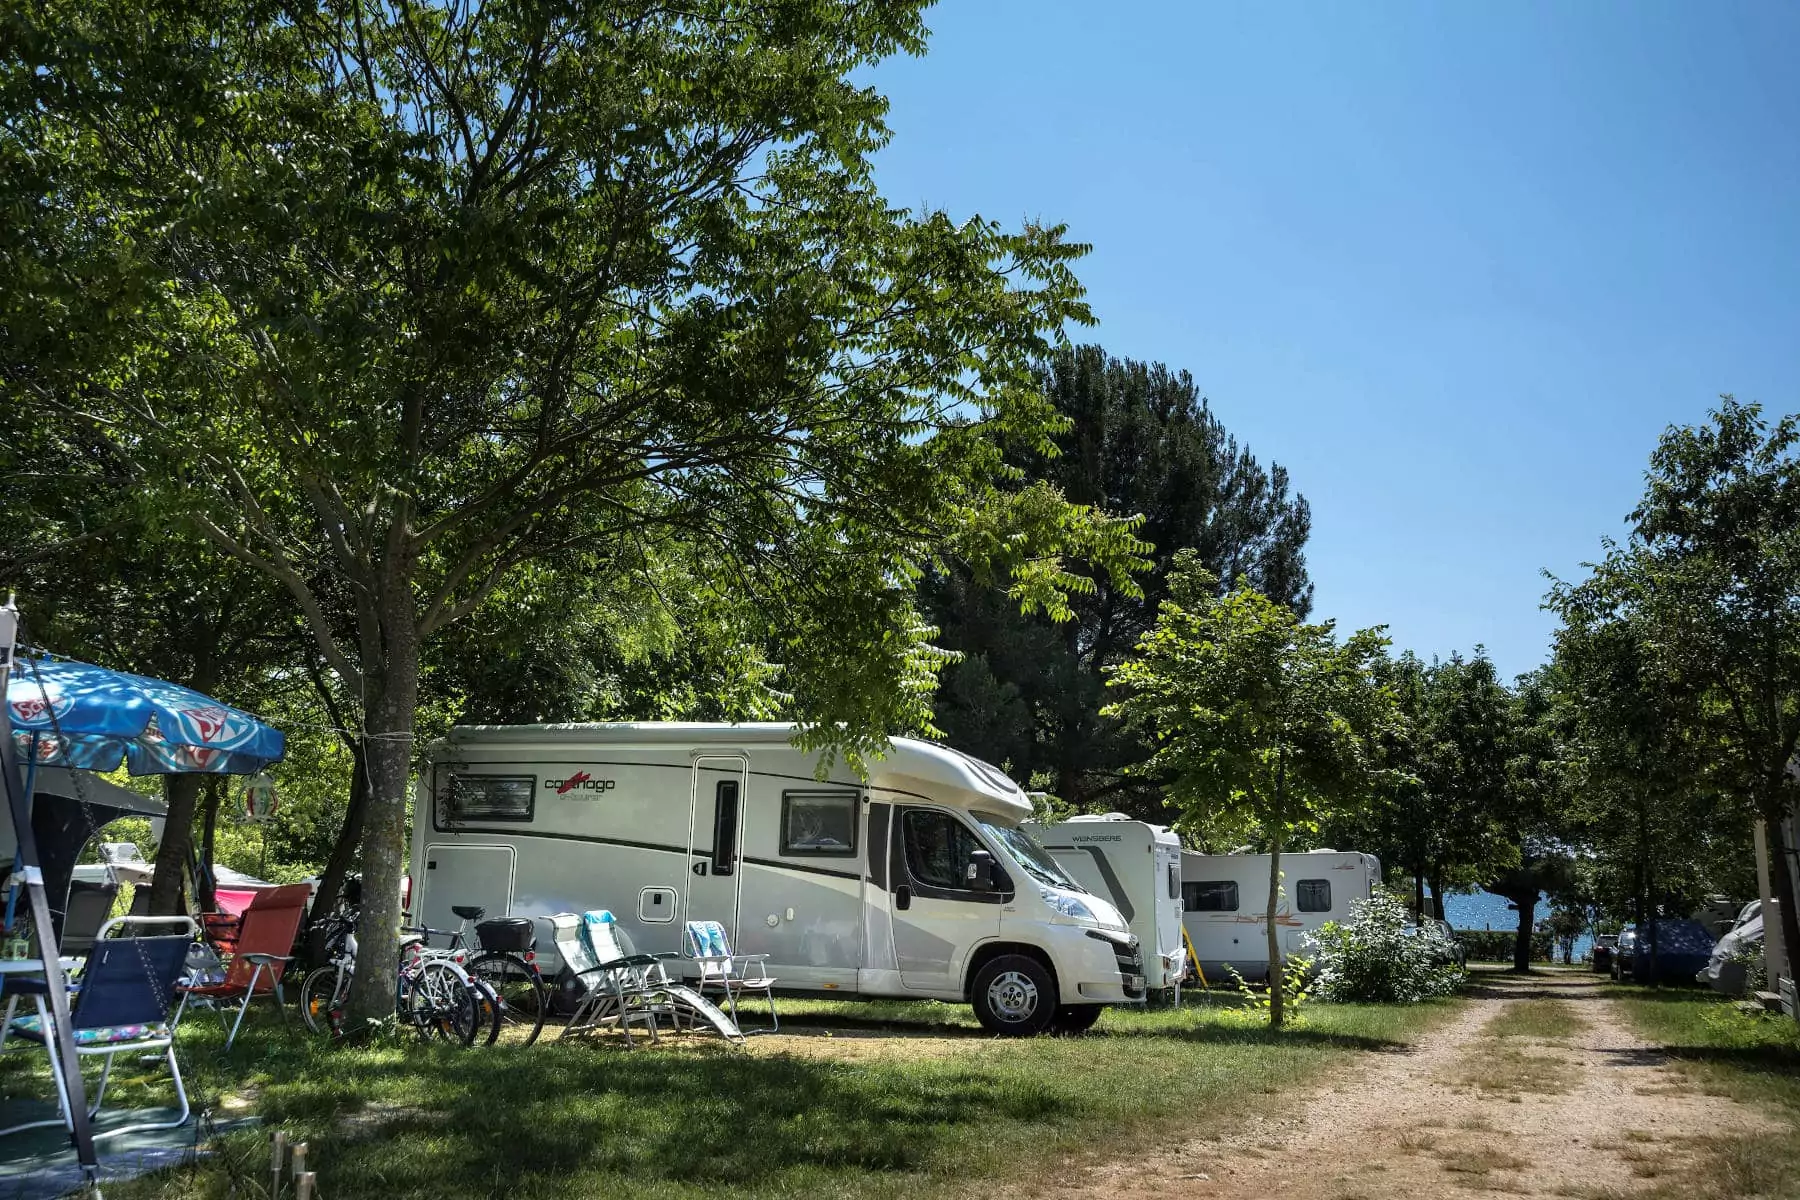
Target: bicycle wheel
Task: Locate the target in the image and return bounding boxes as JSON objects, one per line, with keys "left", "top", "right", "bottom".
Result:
{"left": 299, "top": 964, "right": 350, "bottom": 1037}
{"left": 404, "top": 960, "right": 481, "bottom": 1047}
{"left": 469, "top": 952, "right": 547, "bottom": 1047}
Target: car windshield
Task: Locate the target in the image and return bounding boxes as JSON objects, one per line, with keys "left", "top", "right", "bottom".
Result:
{"left": 977, "top": 818, "right": 1084, "bottom": 891}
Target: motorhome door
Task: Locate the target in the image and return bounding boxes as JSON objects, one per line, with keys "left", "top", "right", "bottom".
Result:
{"left": 889, "top": 806, "right": 1003, "bottom": 993}
{"left": 686, "top": 756, "right": 748, "bottom": 941}
{"left": 419, "top": 842, "right": 516, "bottom": 933}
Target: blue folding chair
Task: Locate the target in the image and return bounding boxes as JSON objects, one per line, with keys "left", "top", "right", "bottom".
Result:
{"left": 0, "top": 916, "right": 195, "bottom": 1140}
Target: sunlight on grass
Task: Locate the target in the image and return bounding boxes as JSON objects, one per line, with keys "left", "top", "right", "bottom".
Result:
{"left": 54, "top": 992, "right": 1461, "bottom": 1200}
{"left": 1483, "top": 998, "right": 1586, "bottom": 1042}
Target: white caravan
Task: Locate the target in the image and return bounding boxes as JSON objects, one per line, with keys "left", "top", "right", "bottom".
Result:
{"left": 410, "top": 723, "right": 1145, "bottom": 1034}
{"left": 1180, "top": 849, "right": 1381, "bottom": 983}
{"left": 1028, "top": 815, "right": 1186, "bottom": 999}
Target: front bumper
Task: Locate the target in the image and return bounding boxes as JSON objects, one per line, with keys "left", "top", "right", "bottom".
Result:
{"left": 1080, "top": 929, "right": 1145, "bottom": 1001}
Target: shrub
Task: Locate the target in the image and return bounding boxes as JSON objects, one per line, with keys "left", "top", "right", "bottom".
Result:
{"left": 1455, "top": 929, "right": 1553, "bottom": 962}
{"left": 1307, "top": 891, "right": 1465, "bottom": 1003}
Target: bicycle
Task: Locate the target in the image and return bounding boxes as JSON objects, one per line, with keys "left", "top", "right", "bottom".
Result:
{"left": 298, "top": 904, "right": 489, "bottom": 1045}
{"left": 446, "top": 904, "right": 548, "bottom": 1047}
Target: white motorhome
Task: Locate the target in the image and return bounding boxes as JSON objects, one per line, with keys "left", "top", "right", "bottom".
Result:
{"left": 1028, "top": 815, "right": 1185, "bottom": 999}
{"left": 411, "top": 723, "right": 1145, "bottom": 1034}
{"left": 1180, "top": 849, "right": 1381, "bottom": 983}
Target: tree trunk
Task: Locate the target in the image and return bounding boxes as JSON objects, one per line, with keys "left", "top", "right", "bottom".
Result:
{"left": 199, "top": 779, "right": 221, "bottom": 913}
{"left": 342, "top": 608, "right": 420, "bottom": 1030}
{"left": 1413, "top": 872, "right": 1426, "bottom": 924}
{"left": 1267, "top": 823, "right": 1285, "bottom": 1028}
{"left": 148, "top": 774, "right": 203, "bottom": 915}
{"left": 1428, "top": 870, "right": 1447, "bottom": 922}
{"left": 1763, "top": 798, "right": 1800, "bottom": 992}
{"left": 306, "top": 739, "right": 370, "bottom": 965}
{"left": 1511, "top": 891, "right": 1534, "bottom": 973}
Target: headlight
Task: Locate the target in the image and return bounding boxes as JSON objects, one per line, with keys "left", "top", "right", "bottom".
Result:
{"left": 1042, "top": 889, "right": 1098, "bottom": 923}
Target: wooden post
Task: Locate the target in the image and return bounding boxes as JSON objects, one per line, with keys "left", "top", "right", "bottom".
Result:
{"left": 296, "top": 1171, "right": 317, "bottom": 1200}
{"left": 291, "top": 1141, "right": 308, "bottom": 1180}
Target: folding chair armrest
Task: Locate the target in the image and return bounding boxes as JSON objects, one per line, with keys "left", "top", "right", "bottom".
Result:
{"left": 688, "top": 954, "right": 733, "bottom": 966}
{"left": 239, "top": 953, "right": 294, "bottom": 966}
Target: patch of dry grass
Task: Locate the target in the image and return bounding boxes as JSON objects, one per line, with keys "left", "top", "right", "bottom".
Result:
{"left": 1483, "top": 998, "right": 1587, "bottom": 1042}
{"left": 1448, "top": 1042, "right": 1572, "bottom": 1095}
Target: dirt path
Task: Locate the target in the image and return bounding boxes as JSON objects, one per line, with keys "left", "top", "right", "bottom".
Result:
{"left": 1059, "top": 970, "right": 1783, "bottom": 1199}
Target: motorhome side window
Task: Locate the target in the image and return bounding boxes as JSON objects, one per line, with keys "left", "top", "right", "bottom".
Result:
{"left": 1167, "top": 863, "right": 1180, "bottom": 901}
{"left": 444, "top": 775, "right": 534, "bottom": 823}
{"left": 780, "top": 790, "right": 858, "bottom": 856}
{"left": 1183, "top": 880, "right": 1238, "bottom": 912}
{"left": 902, "top": 809, "right": 983, "bottom": 890}
{"left": 1297, "top": 879, "right": 1331, "bottom": 912}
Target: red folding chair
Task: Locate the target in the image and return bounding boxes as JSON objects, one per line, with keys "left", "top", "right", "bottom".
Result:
{"left": 176, "top": 884, "right": 310, "bottom": 1050}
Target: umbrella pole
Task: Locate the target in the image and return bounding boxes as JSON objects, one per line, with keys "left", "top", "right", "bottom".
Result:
{"left": 0, "top": 603, "right": 100, "bottom": 1188}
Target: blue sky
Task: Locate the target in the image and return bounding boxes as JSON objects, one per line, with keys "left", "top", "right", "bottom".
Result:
{"left": 867, "top": 1, "right": 1800, "bottom": 681}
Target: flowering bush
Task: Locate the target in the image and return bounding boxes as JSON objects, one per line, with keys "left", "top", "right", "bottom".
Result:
{"left": 1306, "top": 891, "right": 1465, "bottom": 1003}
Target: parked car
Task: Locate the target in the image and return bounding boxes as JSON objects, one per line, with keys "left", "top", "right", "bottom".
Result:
{"left": 1614, "top": 919, "right": 1714, "bottom": 984}
{"left": 1701, "top": 913, "right": 1763, "bottom": 994}
{"left": 1425, "top": 919, "right": 1466, "bottom": 968}
{"left": 1591, "top": 932, "right": 1619, "bottom": 974}
{"left": 1610, "top": 927, "right": 1638, "bottom": 981}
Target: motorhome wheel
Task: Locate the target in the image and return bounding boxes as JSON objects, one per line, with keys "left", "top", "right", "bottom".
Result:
{"left": 971, "top": 954, "right": 1057, "bottom": 1035}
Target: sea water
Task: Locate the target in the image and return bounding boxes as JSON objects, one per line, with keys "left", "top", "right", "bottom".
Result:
{"left": 1440, "top": 889, "right": 1595, "bottom": 961}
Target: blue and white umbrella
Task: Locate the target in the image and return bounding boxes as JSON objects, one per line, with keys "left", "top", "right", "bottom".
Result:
{"left": 6, "top": 654, "right": 284, "bottom": 776}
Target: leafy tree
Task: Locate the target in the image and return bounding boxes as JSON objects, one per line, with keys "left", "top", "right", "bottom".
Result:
{"left": 1548, "top": 400, "right": 1800, "bottom": 974}
{"left": 930, "top": 343, "right": 1312, "bottom": 813}
{"left": 0, "top": 426, "right": 296, "bottom": 913}
{"left": 1104, "top": 554, "right": 1393, "bottom": 1026}
{"left": 1324, "top": 651, "right": 1516, "bottom": 920}
{"left": 1550, "top": 550, "right": 1755, "bottom": 978}
{"left": 3, "top": 0, "right": 1145, "bottom": 1024}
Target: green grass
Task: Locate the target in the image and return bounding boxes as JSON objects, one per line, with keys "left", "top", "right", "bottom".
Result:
{"left": 1, "top": 992, "right": 1459, "bottom": 1200}
{"left": 1599, "top": 985, "right": 1800, "bottom": 1200}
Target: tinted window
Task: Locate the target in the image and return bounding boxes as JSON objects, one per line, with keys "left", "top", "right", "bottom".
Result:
{"left": 1297, "top": 879, "right": 1331, "bottom": 912}
{"left": 902, "top": 809, "right": 984, "bottom": 890}
{"left": 711, "top": 780, "right": 740, "bottom": 876}
{"left": 781, "top": 790, "right": 858, "bottom": 856}
{"left": 1183, "top": 880, "right": 1238, "bottom": 912}
{"left": 446, "top": 775, "right": 534, "bottom": 822}
{"left": 1168, "top": 863, "right": 1181, "bottom": 901}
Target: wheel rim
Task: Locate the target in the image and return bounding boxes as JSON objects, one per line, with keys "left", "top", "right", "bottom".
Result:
{"left": 986, "top": 970, "right": 1040, "bottom": 1023}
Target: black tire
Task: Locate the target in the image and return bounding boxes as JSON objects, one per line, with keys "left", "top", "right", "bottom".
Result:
{"left": 298, "top": 964, "right": 349, "bottom": 1037}
{"left": 1049, "top": 1004, "right": 1104, "bottom": 1035}
{"left": 469, "top": 952, "right": 547, "bottom": 1047}
{"left": 404, "top": 961, "right": 481, "bottom": 1046}
{"left": 970, "top": 954, "right": 1058, "bottom": 1036}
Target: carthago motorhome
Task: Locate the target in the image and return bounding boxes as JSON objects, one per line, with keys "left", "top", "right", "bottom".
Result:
{"left": 411, "top": 723, "right": 1145, "bottom": 1034}
{"left": 1028, "top": 815, "right": 1186, "bottom": 1000}
{"left": 1180, "top": 849, "right": 1381, "bottom": 983}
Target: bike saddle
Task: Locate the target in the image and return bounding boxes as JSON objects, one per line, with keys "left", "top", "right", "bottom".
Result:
{"left": 452, "top": 904, "right": 486, "bottom": 921}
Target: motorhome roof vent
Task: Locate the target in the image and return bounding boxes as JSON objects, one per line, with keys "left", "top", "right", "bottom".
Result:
{"left": 1066, "top": 812, "right": 1132, "bottom": 822}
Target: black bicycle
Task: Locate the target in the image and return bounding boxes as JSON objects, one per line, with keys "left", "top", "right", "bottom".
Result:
{"left": 447, "top": 904, "right": 548, "bottom": 1047}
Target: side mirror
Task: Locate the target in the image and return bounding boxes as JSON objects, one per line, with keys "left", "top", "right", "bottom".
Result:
{"left": 967, "top": 849, "right": 997, "bottom": 891}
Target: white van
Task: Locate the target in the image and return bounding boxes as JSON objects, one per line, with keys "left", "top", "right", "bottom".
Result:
{"left": 1180, "top": 849, "right": 1381, "bottom": 983}
{"left": 411, "top": 723, "right": 1144, "bottom": 1034}
{"left": 1028, "top": 815, "right": 1186, "bottom": 1000}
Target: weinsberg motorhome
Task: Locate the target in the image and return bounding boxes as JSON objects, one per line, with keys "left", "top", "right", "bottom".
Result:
{"left": 412, "top": 723, "right": 1145, "bottom": 1034}
{"left": 1028, "top": 815, "right": 1186, "bottom": 999}
{"left": 1180, "top": 849, "right": 1381, "bottom": 983}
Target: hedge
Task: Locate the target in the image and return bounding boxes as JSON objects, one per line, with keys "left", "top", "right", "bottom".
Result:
{"left": 1455, "top": 928, "right": 1554, "bottom": 962}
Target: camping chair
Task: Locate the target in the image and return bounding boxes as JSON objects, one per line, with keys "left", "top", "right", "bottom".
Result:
{"left": 548, "top": 912, "right": 664, "bottom": 1047}
{"left": 59, "top": 880, "right": 120, "bottom": 957}
{"left": 176, "top": 882, "right": 310, "bottom": 1050}
{"left": 0, "top": 916, "right": 196, "bottom": 1141}
{"left": 595, "top": 913, "right": 744, "bottom": 1046}
{"left": 683, "top": 920, "right": 778, "bottom": 1034}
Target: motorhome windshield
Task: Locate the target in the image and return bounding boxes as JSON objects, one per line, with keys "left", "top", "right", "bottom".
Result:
{"left": 977, "top": 818, "right": 1084, "bottom": 891}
